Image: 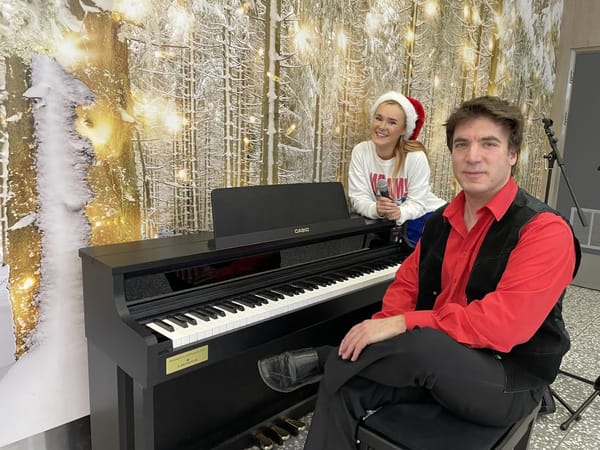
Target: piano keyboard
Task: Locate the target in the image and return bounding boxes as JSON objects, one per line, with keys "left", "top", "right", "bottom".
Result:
{"left": 145, "top": 260, "right": 400, "bottom": 349}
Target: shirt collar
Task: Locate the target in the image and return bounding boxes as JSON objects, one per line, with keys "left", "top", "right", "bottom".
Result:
{"left": 443, "top": 178, "right": 518, "bottom": 222}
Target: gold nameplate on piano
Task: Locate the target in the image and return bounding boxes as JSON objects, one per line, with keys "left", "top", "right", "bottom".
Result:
{"left": 165, "top": 345, "right": 208, "bottom": 375}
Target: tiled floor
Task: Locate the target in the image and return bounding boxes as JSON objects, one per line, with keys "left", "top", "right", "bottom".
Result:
{"left": 529, "top": 285, "right": 600, "bottom": 449}
{"left": 252, "top": 285, "right": 600, "bottom": 450}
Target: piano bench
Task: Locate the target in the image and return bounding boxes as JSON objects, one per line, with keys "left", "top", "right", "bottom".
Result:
{"left": 355, "top": 401, "right": 541, "bottom": 450}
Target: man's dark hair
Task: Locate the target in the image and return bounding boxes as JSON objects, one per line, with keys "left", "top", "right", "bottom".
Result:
{"left": 444, "top": 96, "right": 524, "bottom": 157}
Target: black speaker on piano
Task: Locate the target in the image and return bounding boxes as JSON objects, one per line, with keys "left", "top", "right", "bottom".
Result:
{"left": 80, "top": 182, "right": 409, "bottom": 449}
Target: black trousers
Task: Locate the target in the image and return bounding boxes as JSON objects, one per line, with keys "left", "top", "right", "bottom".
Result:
{"left": 304, "top": 328, "right": 542, "bottom": 450}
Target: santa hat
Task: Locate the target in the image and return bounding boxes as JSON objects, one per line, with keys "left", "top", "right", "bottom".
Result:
{"left": 370, "top": 91, "right": 426, "bottom": 140}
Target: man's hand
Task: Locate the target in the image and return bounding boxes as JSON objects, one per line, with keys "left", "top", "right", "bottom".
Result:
{"left": 338, "top": 315, "right": 407, "bottom": 362}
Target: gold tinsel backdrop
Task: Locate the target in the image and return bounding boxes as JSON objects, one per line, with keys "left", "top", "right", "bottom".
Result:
{"left": 0, "top": 0, "right": 562, "bottom": 444}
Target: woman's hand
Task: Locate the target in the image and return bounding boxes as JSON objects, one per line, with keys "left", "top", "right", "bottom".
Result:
{"left": 338, "top": 315, "right": 407, "bottom": 361}
{"left": 376, "top": 197, "right": 401, "bottom": 221}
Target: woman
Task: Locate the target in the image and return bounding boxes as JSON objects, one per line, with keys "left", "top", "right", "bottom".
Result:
{"left": 348, "top": 91, "right": 446, "bottom": 246}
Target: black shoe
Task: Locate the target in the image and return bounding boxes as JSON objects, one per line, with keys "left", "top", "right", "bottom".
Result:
{"left": 538, "top": 386, "right": 556, "bottom": 416}
{"left": 258, "top": 348, "right": 322, "bottom": 393}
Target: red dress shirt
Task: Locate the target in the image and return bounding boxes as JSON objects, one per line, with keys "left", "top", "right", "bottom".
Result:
{"left": 372, "top": 178, "right": 576, "bottom": 353}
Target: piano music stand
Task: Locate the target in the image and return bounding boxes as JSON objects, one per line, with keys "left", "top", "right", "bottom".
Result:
{"left": 211, "top": 182, "right": 350, "bottom": 239}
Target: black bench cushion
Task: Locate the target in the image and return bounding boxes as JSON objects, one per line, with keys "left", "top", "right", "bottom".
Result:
{"left": 359, "top": 403, "right": 511, "bottom": 450}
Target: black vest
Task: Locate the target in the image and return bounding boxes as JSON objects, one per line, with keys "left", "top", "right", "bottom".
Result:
{"left": 416, "top": 189, "right": 581, "bottom": 391}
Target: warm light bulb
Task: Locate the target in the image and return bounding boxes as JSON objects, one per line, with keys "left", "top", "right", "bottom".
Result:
{"left": 406, "top": 29, "right": 415, "bottom": 43}
{"left": 365, "top": 12, "right": 381, "bottom": 36}
{"left": 168, "top": 6, "right": 192, "bottom": 40}
{"left": 424, "top": 2, "right": 438, "bottom": 17}
{"left": 337, "top": 30, "right": 347, "bottom": 51}
{"left": 76, "top": 111, "right": 114, "bottom": 148}
{"left": 114, "top": 0, "right": 150, "bottom": 23}
{"left": 164, "top": 113, "right": 184, "bottom": 134}
{"left": 176, "top": 169, "right": 188, "bottom": 181}
{"left": 20, "top": 277, "right": 36, "bottom": 291}
{"left": 54, "top": 33, "right": 84, "bottom": 68}
{"left": 294, "top": 26, "right": 312, "bottom": 53}
{"left": 285, "top": 123, "right": 296, "bottom": 136}
{"left": 463, "top": 45, "right": 475, "bottom": 66}
{"left": 236, "top": 1, "right": 251, "bottom": 15}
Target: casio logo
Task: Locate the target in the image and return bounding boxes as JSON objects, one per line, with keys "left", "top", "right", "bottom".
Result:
{"left": 294, "top": 227, "right": 310, "bottom": 234}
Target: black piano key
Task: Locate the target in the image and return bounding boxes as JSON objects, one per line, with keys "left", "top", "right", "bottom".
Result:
{"left": 323, "top": 272, "right": 348, "bottom": 281}
{"left": 244, "top": 294, "right": 269, "bottom": 305}
{"left": 322, "top": 274, "right": 342, "bottom": 282}
{"left": 216, "top": 302, "right": 238, "bottom": 313}
{"left": 203, "top": 305, "right": 225, "bottom": 317}
{"left": 167, "top": 315, "right": 188, "bottom": 328}
{"left": 255, "top": 291, "right": 279, "bottom": 301}
{"left": 234, "top": 297, "right": 257, "bottom": 308}
{"left": 262, "top": 289, "right": 285, "bottom": 299}
{"left": 189, "top": 310, "right": 211, "bottom": 321}
{"left": 152, "top": 319, "right": 175, "bottom": 332}
{"left": 344, "top": 268, "right": 363, "bottom": 277}
{"left": 197, "top": 307, "right": 219, "bottom": 319}
{"left": 226, "top": 300, "right": 246, "bottom": 311}
{"left": 291, "top": 281, "right": 315, "bottom": 291}
{"left": 309, "top": 276, "right": 333, "bottom": 286}
{"left": 355, "top": 265, "right": 374, "bottom": 274}
{"left": 176, "top": 313, "right": 197, "bottom": 325}
{"left": 286, "top": 284, "right": 305, "bottom": 294}
{"left": 271, "top": 286, "right": 298, "bottom": 296}
{"left": 297, "top": 280, "right": 320, "bottom": 289}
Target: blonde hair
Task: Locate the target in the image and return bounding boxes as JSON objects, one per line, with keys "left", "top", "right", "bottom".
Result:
{"left": 392, "top": 139, "right": 428, "bottom": 178}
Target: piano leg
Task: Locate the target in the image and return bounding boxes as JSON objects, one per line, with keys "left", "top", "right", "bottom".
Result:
{"left": 88, "top": 342, "right": 157, "bottom": 450}
{"left": 133, "top": 380, "right": 156, "bottom": 450}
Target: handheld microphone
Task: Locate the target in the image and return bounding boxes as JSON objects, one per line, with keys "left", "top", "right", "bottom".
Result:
{"left": 376, "top": 179, "right": 390, "bottom": 198}
{"left": 542, "top": 117, "right": 553, "bottom": 127}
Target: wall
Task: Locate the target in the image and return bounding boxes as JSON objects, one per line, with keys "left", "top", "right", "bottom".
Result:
{"left": 549, "top": 0, "right": 600, "bottom": 289}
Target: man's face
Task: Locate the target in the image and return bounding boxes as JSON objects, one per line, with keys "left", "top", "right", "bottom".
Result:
{"left": 451, "top": 116, "right": 517, "bottom": 203}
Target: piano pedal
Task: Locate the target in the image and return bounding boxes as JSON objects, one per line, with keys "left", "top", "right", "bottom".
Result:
{"left": 254, "top": 431, "right": 274, "bottom": 450}
{"left": 280, "top": 416, "right": 306, "bottom": 436}
{"left": 264, "top": 423, "right": 291, "bottom": 444}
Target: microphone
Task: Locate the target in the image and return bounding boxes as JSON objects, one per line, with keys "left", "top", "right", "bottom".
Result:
{"left": 376, "top": 179, "right": 390, "bottom": 198}
{"left": 542, "top": 117, "right": 553, "bottom": 127}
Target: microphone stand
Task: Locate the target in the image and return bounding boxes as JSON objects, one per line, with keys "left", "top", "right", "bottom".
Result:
{"left": 541, "top": 119, "right": 598, "bottom": 430}
{"left": 542, "top": 118, "right": 587, "bottom": 227}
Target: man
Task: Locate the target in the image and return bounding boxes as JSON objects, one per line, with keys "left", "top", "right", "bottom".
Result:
{"left": 258, "top": 96, "right": 581, "bottom": 449}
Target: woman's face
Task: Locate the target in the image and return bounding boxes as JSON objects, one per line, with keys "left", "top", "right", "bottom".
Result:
{"left": 370, "top": 102, "right": 406, "bottom": 156}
